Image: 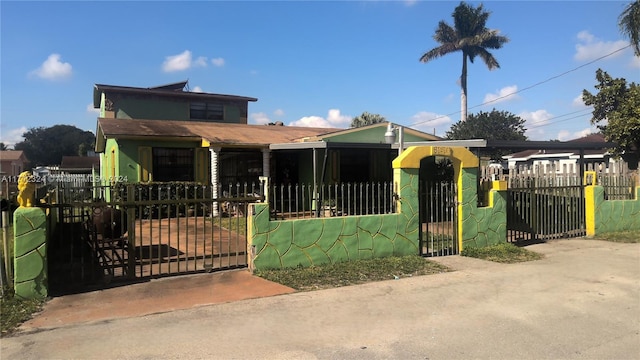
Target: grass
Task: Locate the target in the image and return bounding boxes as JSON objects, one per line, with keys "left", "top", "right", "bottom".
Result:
{"left": 1, "top": 225, "right": 46, "bottom": 338}
{"left": 593, "top": 230, "right": 640, "bottom": 243}
{"left": 461, "top": 242, "right": 544, "bottom": 263}
{"left": 1, "top": 288, "right": 45, "bottom": 337}
{"left": 213, "top": 216, "right": 246, "bottom": 236}
{"left": 255, "top": 255, "right": 451, "bottom": 291}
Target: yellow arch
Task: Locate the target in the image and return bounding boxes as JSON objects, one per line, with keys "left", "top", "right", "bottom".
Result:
{"left": 392, "top": 145, "right": 479, "bottom": 253}
{"left": 392, "top": 145, "right": 479, "bottom": 169}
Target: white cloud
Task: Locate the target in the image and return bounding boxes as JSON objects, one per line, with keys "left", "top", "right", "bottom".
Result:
{"left": 162, "top": 50, "right": 193, "bottom": 72}
{"left": 212, "top": 57, "right": 225, "bottom": 67}
{"left": 556, "top": 128, "right": 594, "bottom": 141}
{"left": 29, "top": 54, "right": 72, "bottom": 80}
{"left": 86, "top": 103, "right": 100, "bottom": 114}
{"left": 572, "top": 93, "right": 586, "bottom": 107}
{"left": 410, "top": 112, "right": 451, "bottom": 128}
{"left": 519, "top": 109, "right": 553, "bottom": 139}
{"left": 0, "top": 127, "right": 27, "bottom": 147}
{"left": 250, "top": 112, "right": 271, "bottom": 125}
{"left": 630, "top": 56, "right": 640, "bottom": 68}
{"left": 574, "top": 31, "right": 628, "bottom": 61}
{"left": 191, "top": 86, "right": 204, "bottom": 93}
{"left": 410, "top": 111, "right": 452, "bottom": 137}
{"left": 274, "top": 109, "right": 285, "bottom": 117}
{"left": 289, "top": 109, "right": 351, "bottom": 128}
{"left": 194, "top": 56, "right": 208, "bottom": 67}
{"left": 483, "top": 85, "right": 519, "bottom": 105}
{"left": 403, "top": 0, "right": 417, "bottom": 6}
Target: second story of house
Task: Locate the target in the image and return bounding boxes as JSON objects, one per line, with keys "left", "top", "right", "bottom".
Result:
{"left": 93, "top": 81, "right": 258, "bottom": 124}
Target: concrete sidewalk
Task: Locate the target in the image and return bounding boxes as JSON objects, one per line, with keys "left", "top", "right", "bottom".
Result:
{"left": 3, "top": 239, "right": 639, "bottom": 360}
{"left": 21, "top": 269, "right": 296, "bottom": 329}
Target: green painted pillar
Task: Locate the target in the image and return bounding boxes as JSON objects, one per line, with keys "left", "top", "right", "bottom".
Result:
{"left": 13, "top": 207, "right": 48, "bottom": 299}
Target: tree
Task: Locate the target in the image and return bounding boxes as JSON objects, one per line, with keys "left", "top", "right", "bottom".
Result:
{"left": 350, "top": 112, "right": 387, "bottom": 128}
{"left": 14, "top": 125, "right": 95, "bottom": 166}
{"left": 0, "top": 142, "right": 8, "bottom": 150}
{"left": 419, "top": 2, "right": 509, "bottom": 122}
{"left": 445, "top": 109, "right": 527, "bottom": 160}
{"left": 619, "top": 0, "right": 640, "bottom": 56}
{"left": 582, "top": 69, "right": 640, "bottom": 168}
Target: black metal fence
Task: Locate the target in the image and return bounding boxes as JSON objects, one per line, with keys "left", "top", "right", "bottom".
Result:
{"left": 267, "top": 181, "right": 397, "bottom": 219}
{"left": 419, "top": 180, "right": 458, "bottom": 257}
{"left": 42, "top": 182, "right": 253, "bottom": 295}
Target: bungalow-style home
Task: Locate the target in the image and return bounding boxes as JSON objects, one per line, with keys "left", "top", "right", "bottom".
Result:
{"left": 503, "top": 133, "right": 621, "bottom": 172}
{"left": 0, "top": 150, "right": 29, "bottom": 199}
{"left": 93, "top": 81, "right": 441, "bottom": 190}
{"left": 0, "top": 150, "right": 29, "bottom": 177}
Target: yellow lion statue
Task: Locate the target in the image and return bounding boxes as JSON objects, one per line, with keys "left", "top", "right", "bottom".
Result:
{"left": 17, "top": 171, "right": 36, "bottom": 208}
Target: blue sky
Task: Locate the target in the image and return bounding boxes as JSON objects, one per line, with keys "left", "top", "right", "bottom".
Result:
{"left": 1, "top": 1, "right": 638, "bottom": 147}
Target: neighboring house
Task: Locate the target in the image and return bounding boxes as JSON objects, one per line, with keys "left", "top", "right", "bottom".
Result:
{"left": 503, "top": 133, "right": 619, "bottom": 172}
{"left": 59, "top": 155, "right": 100, "bottom": 174}
{"left": 0, "top": 150, "right": 28, "bottom": 199}
{"left": 0, "top": 150, "right": 28, "bottom": 177}
{"left": 93, "top": 81, "right": 441, "bottom": 189}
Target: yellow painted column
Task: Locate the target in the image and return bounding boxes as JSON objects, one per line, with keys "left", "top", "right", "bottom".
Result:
{"left": 584, "top": 185, "right": 596, "bottom": 236}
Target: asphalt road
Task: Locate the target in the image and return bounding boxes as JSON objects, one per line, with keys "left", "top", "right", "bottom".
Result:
{"left": 2, "top": 239, "right": 639, "bottom": 360}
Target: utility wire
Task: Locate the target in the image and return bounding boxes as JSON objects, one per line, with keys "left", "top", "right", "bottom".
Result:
{"left": 527, "top": 111, "right": 593, "bottom": 130}
{"left": 525, "top": 108, "right": 593, "bottom": 128}
{"left": 414, "top": 44, "right": 632, "bottom": 128}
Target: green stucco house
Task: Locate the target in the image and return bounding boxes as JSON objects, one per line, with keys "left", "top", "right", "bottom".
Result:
{"left": 93, "top": 81, "right": 441, "bottom": 191}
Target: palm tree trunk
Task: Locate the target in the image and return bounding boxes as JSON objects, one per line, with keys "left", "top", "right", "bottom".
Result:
{"left": 461, "top": 52, "right": 468, "bottom": 122}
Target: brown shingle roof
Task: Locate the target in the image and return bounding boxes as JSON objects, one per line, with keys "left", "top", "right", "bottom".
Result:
{"left": 96, "top": 118, "right": 340, "bottom": 152}
{"left": 505, "top": 133, "right": 609, "bottom": 159}
{"left": 93, "top": 83, "right": 258, "bottom": 108}
{"left": 0, "top": 150, "right": 26, "bottom": 161}
{"left": 60, "top": 156, "right": 100, "bottom": 169}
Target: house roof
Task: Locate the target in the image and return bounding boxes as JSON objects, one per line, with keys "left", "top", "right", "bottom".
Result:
{"left": 313, "top": 122, "right": 442, "bottom": 142}
{"left": 0, "top": 150, "right": 27, "bottom": 162}
{"left": 60, "top": 156, "right": 100, "bottom": 169}
{"left": 503, "top": 133, "right": 612, "bottom": 160}
{"left": 93, "top": 81, "right": 258, "bottom": 108}
{"left": 95, "top": 118, "right": 341, "bottom": 152}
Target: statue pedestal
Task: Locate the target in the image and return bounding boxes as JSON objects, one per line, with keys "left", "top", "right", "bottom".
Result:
{"left": 13, "top": 207, "right": 47, "bottom": 299}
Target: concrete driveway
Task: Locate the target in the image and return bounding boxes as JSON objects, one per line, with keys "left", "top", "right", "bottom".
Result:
{"left": 2, "top": 239, "right": 639, "bottom": 359}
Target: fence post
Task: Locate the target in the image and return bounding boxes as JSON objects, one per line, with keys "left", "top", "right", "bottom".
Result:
{"left": 126, "top": 184, "right": 136, "bottom": 279}
{"left": 2, "top": 210, "right": 10, "bottom": 285}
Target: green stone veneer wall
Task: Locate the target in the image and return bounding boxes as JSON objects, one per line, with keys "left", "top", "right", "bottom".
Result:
{"left": 13, "top": 207, "right": 48, "bottom": 299}
{"left": 247, "top": 145, "right": 507, "bottom": 271}
{"left": 459, "top": 168, "right": 507, "bottom": 249}
{"left": 586, "top": 186, "right": 640, "bottom": 235}
{"left": 248, "top": 204, "right": 416, "bottom": 270}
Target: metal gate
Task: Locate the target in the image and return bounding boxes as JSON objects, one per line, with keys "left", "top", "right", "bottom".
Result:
{"left": 419, "top": 180, "right": 458, "bottom": 257}
{"left": 506, "top": 178, "right": 585, "bottom": 243}
{"left": 46, "top": 183, "right": 252, "bottom": 295}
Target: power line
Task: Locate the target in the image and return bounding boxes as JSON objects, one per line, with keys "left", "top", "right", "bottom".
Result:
{"left": 413, "top": 44, "right": 632, "bottom": 128}
{"left": 525, "top": 108, "right": 593, "bottom": 128}
{"left": 527, "top": 111, "right": 593, "bottom": 130}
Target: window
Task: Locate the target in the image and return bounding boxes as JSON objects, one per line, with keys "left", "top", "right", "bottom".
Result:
{"left": 190, "top": 102, "right": 224, "bottom": 121}
{"left": 153, "top": 148, "right": 194, "bottom": 181}
{"left": 219, "top": 150, "right": 263, "bottom": 187}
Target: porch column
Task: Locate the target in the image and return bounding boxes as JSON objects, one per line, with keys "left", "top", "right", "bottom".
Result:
{"left": 210, "top": 147, "right": 221, "bottom": 216}
{"left": 261, "top": 148, "right": 270, "bottom": 180}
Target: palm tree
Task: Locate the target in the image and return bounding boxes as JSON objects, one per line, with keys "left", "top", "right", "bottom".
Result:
{"left": 619, "top": 0, "right": 640, "bottom": 56}
{"left": 420, "top": 2, "right": 509, "bottom": 122}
